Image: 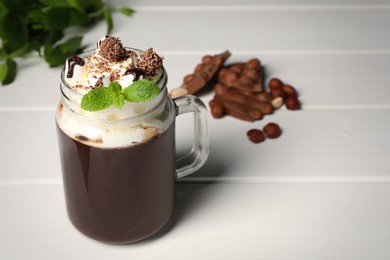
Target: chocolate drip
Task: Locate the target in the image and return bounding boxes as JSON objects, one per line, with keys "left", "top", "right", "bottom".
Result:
{"left": 66, "top": 56, "right": 85, "bottom": 78}
{"left": 125, "top": 68, "right": 146, "bottom": 81}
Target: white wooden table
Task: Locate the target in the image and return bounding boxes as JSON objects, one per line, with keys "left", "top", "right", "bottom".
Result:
{"left": 1, "top": 1, "right": 390, "bottom": 259}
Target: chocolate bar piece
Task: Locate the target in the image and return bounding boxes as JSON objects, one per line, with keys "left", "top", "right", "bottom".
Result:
{"left": 218, "top": 59, "right": 263, "bottom": 93}
{"left": 210, "top": 88, "right": 274, "bottom": 122}
{"left": 170, "top": 50, "right": 231, "bottom": 98}
{"left": 211, "top": 94, "right": 262, "bottom": 122}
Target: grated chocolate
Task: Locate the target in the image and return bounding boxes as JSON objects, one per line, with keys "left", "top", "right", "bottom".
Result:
{"left": 99, "top": 36, "right": 129, "bottom": 62}
{"left": 138, "top": 48, "right": 163, "bottom": 78}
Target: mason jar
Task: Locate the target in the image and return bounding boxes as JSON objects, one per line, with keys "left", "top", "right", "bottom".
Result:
{"left": 56, "top": 48, "right": 209, "bottom": 244}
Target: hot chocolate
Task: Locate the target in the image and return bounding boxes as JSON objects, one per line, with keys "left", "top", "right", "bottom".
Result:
{"left": 57, "top": 124, "right": 175, "bottom": 244}
{"left": 56, "top": 36, "right": 209, "bottom": 244}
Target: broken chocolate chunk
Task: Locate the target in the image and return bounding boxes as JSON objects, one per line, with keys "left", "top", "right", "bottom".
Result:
{"left": 218, "top": 58, "right": 263, "bottom": 93}
{"left": 170, "top": 50, "right": 231, "bottom": 98}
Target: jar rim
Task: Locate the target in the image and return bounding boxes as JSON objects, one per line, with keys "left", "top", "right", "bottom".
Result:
{"left": 59, "top": 47, "right": 169, "bottom": 122}
{"left": 60, "top": 47, "right": 168, "bottom": 101}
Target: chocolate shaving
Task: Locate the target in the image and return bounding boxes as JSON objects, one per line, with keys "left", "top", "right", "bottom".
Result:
{"left": 99, "top": 36, "right": 129, "bottom": 62}
{"left": 138, "top": 48, "right": 163, "bottom": 78}
{"left": 94, "top": 75, "right": 105, "bottom": 88}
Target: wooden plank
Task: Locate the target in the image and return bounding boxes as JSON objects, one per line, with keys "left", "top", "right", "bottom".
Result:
{"left": 1, "top": 182, "right": 390, "bottom": 259}
{"left": 1, "top": 110, "right": 389, "bottom": 180}
{"left": 0, "top": 7, "right": 389, "bottom": 107}
{"left": 106, "top": 9, "right": 390, "bottom": 52}
{"left": 0, "top": 52, "right": 390, "bottom": 108}
{"left": 121, "top": 0, "right": 390, "bottom": 8}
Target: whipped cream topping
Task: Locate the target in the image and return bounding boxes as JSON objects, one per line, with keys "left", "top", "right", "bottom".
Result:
{"left": 64, "top": 36, "right": 162, "bottom": 93}
{"left": 57, "top": 36, "right": 171, "bottom": 148}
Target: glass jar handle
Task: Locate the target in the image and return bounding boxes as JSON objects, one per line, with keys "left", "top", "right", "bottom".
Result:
{"left": 173, "top": 95, "right": 209, "bottom": 179}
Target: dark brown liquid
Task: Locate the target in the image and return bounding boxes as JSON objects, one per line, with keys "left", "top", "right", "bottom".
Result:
{"left": 56, "top": 123, "right": 176, "bottom": 244}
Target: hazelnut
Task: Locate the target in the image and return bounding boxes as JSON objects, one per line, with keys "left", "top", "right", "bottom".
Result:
{"left": 202, "top": 55, "right": 213, "bottom": 64}
{"left": 183, "top": 74, "right": 195, "bottom": 84}
{"left": 254, "top": 92, "right": 272, "bottom": 102}
{"left": 268, "top": 78, "right": 283, "bottom": 90}
{"left": 263, "top": 123, "right": 282, "bottom": 139}
{"left": 283, "top": 84, "right": 297, "bottom": 97}
{"left": 244, "top": 68, "right": 258, "bottom": 80}
{"left": 195, "top": 63, "right": 204, "bottom": 73}
{"left": 285, "top": 96, "right": 301, "bottom": 110}
{"left": 271, "top": 97, "right": 284, "bottom": 109}
{"left": 225, "top": 71, "right": 239, "bottom": 84}
{"left": 246, "top": 59, "right": 261, "bottom": 70}
{"left": 260, "top": 103, "right": 274, "bottom": 115}
{"left": 249, "top": 110, "right": 263, "bottom": 120}
{"left": 170, "top": 88, "right": 188, "bottom": 98}
{"left": 213, "top": 83, "right": 228, "bottom": 95}
{"left": 270, "top": 87, "right": 286, "bottom": 100}
{"left": 219, "top": 68, "right": 228, "bottom": 77}
{"left": 247, "top": 129, "right": 265, "bottom": 143}
{"left": 230, "top": 64, "right": 244, "bottom": 74}
{"left": 209, "top": 100, "right": 224, "bottom": 118}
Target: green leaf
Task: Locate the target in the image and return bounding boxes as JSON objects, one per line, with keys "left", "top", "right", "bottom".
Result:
{"left": 58, "top": 36, "right": 83, "bottom": 56}
{"left": 1, "top": 0, "right": 25, "bottom": 12}
{"left": 81, "top": 82, "right": 125, "bottom": 111}
{"left": 68, "top": 9, "right": 89, "bottom": 26}
{"left": 44, "top": 46, "right": 66, "bottom": 67}
{"left": 66, "top": 0, "right": 84, "bottom": 12}
{"left": 0, "top": 63, "right": 7, "bottom": 81}
{"left": 38, "top": 0, "right": 72, "bottom": 8}
{"left": 122, "top": 80, "right": 160, "bottom": 102}
{"left": 0, "top": 0, "right": 133, "bottom": 85}
{"left": 0, "top": 59, "right": 17, "bottom": 85}
{"left": 102, "top": 6, "right": 113, "bottom": 34}
{"left": 0, "top": 12, "right": 28, "bottom": 51}
{"left": 0, "top": 48, "right": 6, "bottom": 59}
{"left": 119, "top": 7, "right": 134, "bottom": 17}
{"left": 45, "top": 7, "right": 70, "bottom": 30}
{"left": 7, "top": 44, "right": 35, "bottom": 58}
{"left": 108, "top": 81, "right": 122, "bottom": 92}
{"left": 81, "top": 87, "right": 112, "bottom": 111}
{"left": 112, "top": 94, "right": 125, "bottom": 109}
{"left": 108, "top": 82, "right": 125, "bottom": 108}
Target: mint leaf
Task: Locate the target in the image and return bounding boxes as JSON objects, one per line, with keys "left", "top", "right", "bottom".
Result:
{"left": 112, "top": 93, "right": 125, "bottom": 109}
{"left": 81, "top": 82, "right": 125, "bottom": 111}
{"left": 0, "top": 59, "right": 17, "bottom": 85}
{"left": 81, "top": 87, "right": 112, "bottom": 111}
{"left": 108, "top": 81, "right": 122, "bottom": 93}
{"left": 119, "top": 7, "right": 134, "bottom": 17}
{"left": 122, "top": 80, "right": 160, "bottom": 102}
{"left": 108, "top": 82, "right": 125, "bottom": 109}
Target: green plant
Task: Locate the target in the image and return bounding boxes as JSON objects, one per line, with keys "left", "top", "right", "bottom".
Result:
{"left": 0, "top": 0, "right": 134, "bottom": 85}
